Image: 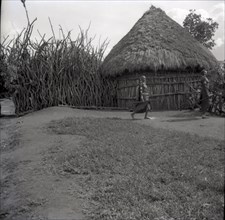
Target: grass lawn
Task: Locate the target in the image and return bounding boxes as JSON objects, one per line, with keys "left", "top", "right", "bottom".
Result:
{"left": 48, "top": 117, "right": 224, "bottom": 220}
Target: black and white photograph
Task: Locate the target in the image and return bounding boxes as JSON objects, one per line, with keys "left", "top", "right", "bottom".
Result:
{"left": 0, "top": 0, "right": 224, "bottom": 219}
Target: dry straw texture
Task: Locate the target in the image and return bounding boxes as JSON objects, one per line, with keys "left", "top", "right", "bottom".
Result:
{"left": 102, "top": 6, "right": 218, "bottom": 76}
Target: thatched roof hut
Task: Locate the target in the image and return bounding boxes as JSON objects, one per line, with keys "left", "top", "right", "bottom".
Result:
{"left": 102, "top": 6, "right": 218, "bottom": 76}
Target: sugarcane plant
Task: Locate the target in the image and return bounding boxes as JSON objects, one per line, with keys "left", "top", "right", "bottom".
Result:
{"left": 0, "top": 0, "right": 117, "bottom": 114}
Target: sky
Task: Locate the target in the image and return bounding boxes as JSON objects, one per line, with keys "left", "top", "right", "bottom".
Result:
{"left": 1, "top": 0, "right": 224, "bottom": 61}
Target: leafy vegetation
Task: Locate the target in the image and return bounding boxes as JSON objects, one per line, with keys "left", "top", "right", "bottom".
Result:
{"left": 0, "top": 0, "right": 116, "bottom": 114}
{"left": 0, "top": 53, "right": 9, "bottom": 98}
{"left": 183, "top": 10, "right": 219, "bottom": 49}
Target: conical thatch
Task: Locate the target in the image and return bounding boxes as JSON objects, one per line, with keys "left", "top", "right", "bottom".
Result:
{"left": 102, "top": 6, "right": 218, "bottom": 76}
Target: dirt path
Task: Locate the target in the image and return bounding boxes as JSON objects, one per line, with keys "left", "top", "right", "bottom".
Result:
{"left": 1, "top": 108, "right": 86, "bottom": 220}
{"left": 0, "top": 106, "right": 224, "bottom": 219}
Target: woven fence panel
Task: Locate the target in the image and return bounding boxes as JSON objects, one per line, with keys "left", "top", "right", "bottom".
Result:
{"left": 117, "top": 74, "right": 201, "bottom": 110}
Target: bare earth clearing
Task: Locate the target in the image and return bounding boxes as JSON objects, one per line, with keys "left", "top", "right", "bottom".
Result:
{"left": 0, "top": 104, "right": 224, "bottom": 219}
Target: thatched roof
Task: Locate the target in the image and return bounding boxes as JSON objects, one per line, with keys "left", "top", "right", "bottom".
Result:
{"left": 102, "top": 6, "right": 218, "bottom": 76}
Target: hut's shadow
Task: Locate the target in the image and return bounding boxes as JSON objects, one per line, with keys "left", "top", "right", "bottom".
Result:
{"left": 160, "top": 110, "right": 203, "bottom": 122}
{"left": 169, "top": 110, "right": 201, "bottom": 118}
{"left": 164, "top": 117, "right": 201, "bottom": 122}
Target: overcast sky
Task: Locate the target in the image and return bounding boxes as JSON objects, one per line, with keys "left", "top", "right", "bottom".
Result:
{"left": 1, "top": 0, "right": 224, "bottom": 60}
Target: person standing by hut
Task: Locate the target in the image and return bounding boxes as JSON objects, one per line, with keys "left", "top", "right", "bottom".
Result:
{"left": 200, "top": 70, "right": 210, "bottom": 118}
{"left": 131, "top": 75, "right": 152, "bottom": 119}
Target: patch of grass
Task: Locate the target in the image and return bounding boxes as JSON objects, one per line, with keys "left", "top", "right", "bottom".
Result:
{"left": 0, "top": 120, "right": 20, "bottom": 153}
{"left": 48, "top": 117, "right": 224, "bottom": 220}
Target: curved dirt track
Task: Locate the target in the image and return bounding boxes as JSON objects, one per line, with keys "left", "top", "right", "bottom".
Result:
{"left": 0, "top": 106, "right": 224, "bottom": 219}
{"left": 1, "top": 107, "right": 86, "bottom": 220}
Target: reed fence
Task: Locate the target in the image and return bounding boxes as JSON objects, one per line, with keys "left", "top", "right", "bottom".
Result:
{"left": 117, "top": 74, "right": 202, "bottom": 110}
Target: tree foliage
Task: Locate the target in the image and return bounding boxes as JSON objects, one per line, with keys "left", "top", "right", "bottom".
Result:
{"left": 183, "top": 10, "right": 219, "bottom": 49}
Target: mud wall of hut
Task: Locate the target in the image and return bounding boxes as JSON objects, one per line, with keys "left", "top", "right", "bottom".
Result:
{"left": 117, "top": 73, "right": 201, "bottom": 110}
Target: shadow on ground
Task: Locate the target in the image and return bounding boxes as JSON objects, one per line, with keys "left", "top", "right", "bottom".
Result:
{"left": 164, "top": 117, "right": 201, "bottom": 122}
